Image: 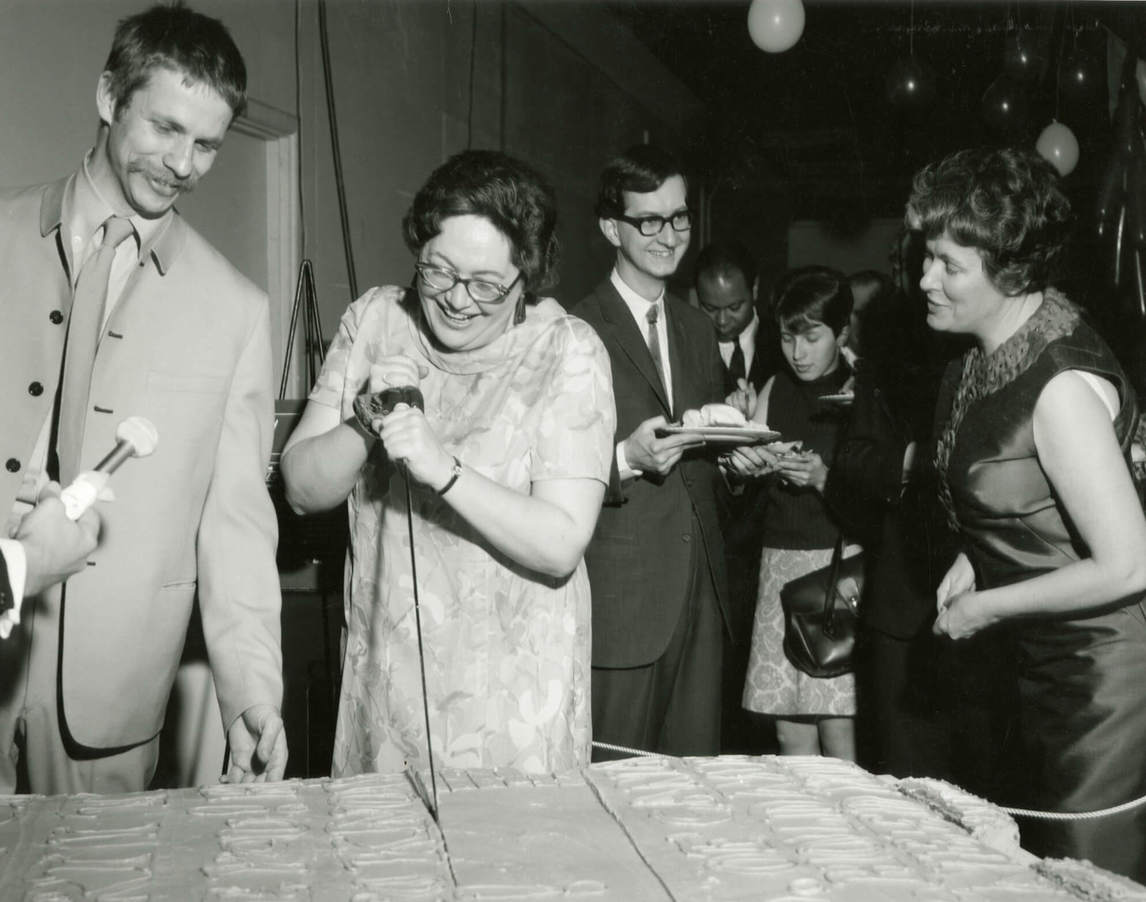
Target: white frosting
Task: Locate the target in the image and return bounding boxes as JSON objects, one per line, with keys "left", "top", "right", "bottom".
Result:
{"left": 0, "top": 760, "right": 1136, "bottom": 901}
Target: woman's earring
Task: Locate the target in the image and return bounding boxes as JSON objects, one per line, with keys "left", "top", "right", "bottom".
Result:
{"left": 514, "top": 295, "right": 526, "bottom": 325}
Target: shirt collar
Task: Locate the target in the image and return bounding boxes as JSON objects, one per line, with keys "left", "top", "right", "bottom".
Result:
{"left": 719, "top": 310, "right": 760, "bottom": 349}
{"left": 68, "top": 150, "right": 173, "bottom": 270}
{"left": 611, "top": 268, "right": 665, "bottom": 326}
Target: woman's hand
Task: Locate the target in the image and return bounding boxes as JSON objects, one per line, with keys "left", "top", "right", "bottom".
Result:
{"left": 933, "top": 589, "right": 996, "bottom": 639}
{"left": 377, "top": 405, "right": 455, "bottom": 491}
{"left": 354, "top": 355, "right": 431, "bottom": 439}
{"left": 933, "top": 552, "right": 992, "bottom": 639}
{"left": 721, "top": 444, "right": 780, "bottom": 478}
{"left": 775, "top": 449, "right": 828, "bottom": 492}
{"left": 935, "top": 551, "right": 975, "bottom": 612}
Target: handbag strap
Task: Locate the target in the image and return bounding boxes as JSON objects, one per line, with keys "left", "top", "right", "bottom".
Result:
{"left": 820, "top": 532, "right": 848, "bottom": 629}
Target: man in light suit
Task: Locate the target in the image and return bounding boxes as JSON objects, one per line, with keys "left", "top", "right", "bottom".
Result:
{"left": 0, "top": 4, "right": 285, "bottom": 793}
{"left": 573, "top": 145, "right": 729, "bottom": 759}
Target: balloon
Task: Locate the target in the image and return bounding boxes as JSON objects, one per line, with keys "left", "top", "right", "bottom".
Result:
{"left": 982, "top": 74, "right": 1030, "bottom": 136}
{"left": 1003, "top": 31, "right": 1044, "bottom": 83}
{"left": 1138, "top": 59, "right": 1146, "bottom": 110}
{"left": 1059, "top": 50, "right": 1102, "bottom": 106}
{"left": 885, "top": 57, "right": 937, "bottom": 118}
{"left": 747, "top": 0, "right": 805, "bottom": 54}
{"left": 1035, "top": 121, "right": 1080, "bottom": 176}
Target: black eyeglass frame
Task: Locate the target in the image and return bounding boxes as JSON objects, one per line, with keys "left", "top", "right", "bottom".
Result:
{"left": 614, "top": 210, "right": 693, "bottom": 237}
{"left": 414, "top": 262, "right": 523, "bottom": 305}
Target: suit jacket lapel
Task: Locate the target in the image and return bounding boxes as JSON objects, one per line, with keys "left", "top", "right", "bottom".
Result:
{"left": 665, "top": 294, "right": 697, "bottom": 418}
{"left": 595, "top": 280, "right": 671, "bottom": 417}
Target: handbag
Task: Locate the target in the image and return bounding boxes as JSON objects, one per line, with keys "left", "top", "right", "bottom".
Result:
{"left": 780, "top": 534, "right": 863, "bottom": 678}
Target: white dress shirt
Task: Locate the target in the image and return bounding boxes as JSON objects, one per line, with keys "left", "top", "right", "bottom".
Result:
{"left": 610, "top": 269, "right": 674, "bottom": 479}
{"left": 718, "top": 311, "right": 759, "bottom": 382}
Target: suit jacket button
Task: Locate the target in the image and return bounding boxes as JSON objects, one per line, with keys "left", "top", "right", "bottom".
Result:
{"left": 49, "top": 310, "right": 64, "bottom": 325}
{"left": 5, "top": 458, "right": 19, "bottom": 473}
{"left": 28, "top": 381, "right": 43, "bottom": 397}
{"left": 682, "top": 533, "right": 691, "bottom": 543}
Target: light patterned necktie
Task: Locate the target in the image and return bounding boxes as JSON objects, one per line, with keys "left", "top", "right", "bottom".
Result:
{"left": 646, "top": 303, "right": 666, "bottom": 392}
{"left": 57, "top": 215, "right": 135, "bottom": 483}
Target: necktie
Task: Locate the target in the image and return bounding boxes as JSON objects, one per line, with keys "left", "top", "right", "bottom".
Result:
{"left": 729, "top": 341, "right": 746, "bottom": 385}
{"left": 57, "top": 215, "right": 135, "bottom": 483}
{"left": 646, "top": 303, "right": 666, "bottom": 392}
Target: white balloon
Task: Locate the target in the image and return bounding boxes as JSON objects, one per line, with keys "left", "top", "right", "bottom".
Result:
{"left": 747, "top": 0, "right": 805, "bottom": 54}
{"left": 1035, "top": 121, "right": 1080, "bottom": 177}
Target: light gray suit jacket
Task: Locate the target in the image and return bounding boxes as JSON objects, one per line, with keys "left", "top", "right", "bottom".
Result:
{"left": 0, "top": 173, "right": 282, "bottom": 753}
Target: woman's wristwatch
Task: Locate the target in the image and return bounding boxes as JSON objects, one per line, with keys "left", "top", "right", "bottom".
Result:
{"left": 437, "top": 457, "right": 463, "bottom": 495}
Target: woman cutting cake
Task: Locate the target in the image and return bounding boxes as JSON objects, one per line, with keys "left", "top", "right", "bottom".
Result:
{"left": 280, "top": 151, "right": 615, "bottom": 776}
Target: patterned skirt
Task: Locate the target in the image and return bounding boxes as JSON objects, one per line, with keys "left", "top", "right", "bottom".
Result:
{"left": 742, "top": 544, "right": 859, "bottom": 717}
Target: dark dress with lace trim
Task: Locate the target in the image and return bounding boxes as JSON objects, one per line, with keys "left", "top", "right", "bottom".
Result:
{"left": 936, "top": 290, "right": 1146, "bottom": 882}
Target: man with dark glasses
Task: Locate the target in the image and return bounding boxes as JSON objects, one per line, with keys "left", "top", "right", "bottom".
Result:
{"left": 574, "top": 144, "right": 730, "bottom": 761}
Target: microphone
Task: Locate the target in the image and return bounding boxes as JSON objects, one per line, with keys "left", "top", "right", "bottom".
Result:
{"left": 353, "top": 385, "right": 425, "bottom": 436}
{"left": 60, "top": 416, "right": 159, "bottom": 520}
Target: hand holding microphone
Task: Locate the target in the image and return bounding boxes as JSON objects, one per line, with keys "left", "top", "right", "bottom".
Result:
{"left": 354, "top": 357, "right": 456, "bottom": 493}
{"left": 60, "top": 416, "right": 159, "bottom": 520}
{"left": 1, "top": 417, "right": 158, "bottom": 638}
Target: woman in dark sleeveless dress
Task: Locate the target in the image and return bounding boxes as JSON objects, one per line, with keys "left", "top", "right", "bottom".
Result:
{"left": 906, "top": 146, "right": 1146, "bottom": 882}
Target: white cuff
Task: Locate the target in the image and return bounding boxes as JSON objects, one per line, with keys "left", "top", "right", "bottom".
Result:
{"left": 616, "top": 441, "right": 641, "bottom": 481}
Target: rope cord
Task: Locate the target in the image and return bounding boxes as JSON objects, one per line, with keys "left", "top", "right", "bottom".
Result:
{"left": 1002, "top": 794, "right": 1146, "bottom": 822}
{"left": 404, "top": 475, "right": 438, "bottom": 821}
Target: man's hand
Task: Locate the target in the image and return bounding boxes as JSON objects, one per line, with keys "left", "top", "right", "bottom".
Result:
{"left": 624, "top": 416, "right": 704, "bottom": 477}
{"left": 224, "top": 704, "right": 287, "bottom": 783}
{"left": 16, "top": 482, "right": 101, "bottom": 596}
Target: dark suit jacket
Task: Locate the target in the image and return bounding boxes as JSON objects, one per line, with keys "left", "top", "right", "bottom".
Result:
{"left": 716, "top": 317, "right": 779, "bottom": 642}
{"left": 720, "top": 317, "right": 779, "bottom": 397}
{"left": 573, "top": 279, "right": 729, "bottom": 668}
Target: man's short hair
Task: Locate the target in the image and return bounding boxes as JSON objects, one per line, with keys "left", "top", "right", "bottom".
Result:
{"left": 694, "top": 241, "right": 757, "bottom": 290}
{"left": 594, "top": 144, "right": 688, "bottom": 220}
{"left": 102, "top": 3, "right": 247, "bottom": 119}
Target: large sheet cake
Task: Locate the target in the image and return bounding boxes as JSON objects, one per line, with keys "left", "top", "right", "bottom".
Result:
{"left": 1, "top": 754, "right": 1142, "bottom": 900}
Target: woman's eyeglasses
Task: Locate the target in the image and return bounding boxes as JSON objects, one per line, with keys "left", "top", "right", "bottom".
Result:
{"left": 614, "top": 210, "right": 692, "bottom": 237}
{"left": 415, "top": 262, "right": 522, "bottom": 305}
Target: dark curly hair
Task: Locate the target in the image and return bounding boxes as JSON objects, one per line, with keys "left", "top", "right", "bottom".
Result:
{"left": 905, "top": 147, "right": 1072, "bottom": 296}
{"left": 772, "top": 266, "right": 853, "bottom": 337}
{"left": 103, "top": 3, "right": 247, "bottom": 119}
{"left": 403, "top": 150, "right": 560, "bottom": 297}
{"left": 694, "top": 241, "right": 757, "bottom": 290}
{"left": 594, "top": 144, "right": 688, "bottom": 220}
